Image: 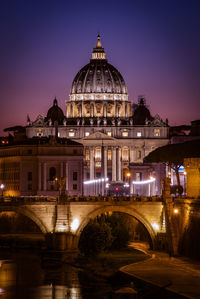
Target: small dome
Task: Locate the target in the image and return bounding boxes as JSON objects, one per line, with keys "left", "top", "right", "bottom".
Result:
{"left": 133, "top": 98, "right": 152, "bottom": 125}
{"left": 70, "top": 35, "right": 127, "bottom": 96}
{"left": 46, "top": 98, "right": 65, "bottom": 125}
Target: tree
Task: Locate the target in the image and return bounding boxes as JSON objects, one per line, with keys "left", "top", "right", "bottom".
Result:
{"left": 106, "top": 214, "right": 130, "bottom": 249}
{"left": 144, "top": 139, "right": 200, "bottom": 186}
{"left": 78, "top": 220, "right": 113, "bottom": 256}
{"left": 78, "top": 213, "right": 131, "bottom": 256}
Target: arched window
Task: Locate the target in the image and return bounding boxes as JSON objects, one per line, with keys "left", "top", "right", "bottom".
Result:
{"left": 49, "top": 167, "right": 56, "bottom": 181}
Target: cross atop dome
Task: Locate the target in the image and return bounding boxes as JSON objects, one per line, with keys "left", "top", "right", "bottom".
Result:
{"left": 92, "top": 34, "right": 106, "bottom": 60}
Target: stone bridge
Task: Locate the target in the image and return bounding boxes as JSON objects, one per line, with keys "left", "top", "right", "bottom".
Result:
{"left": 0, "top": 197, "right": 165, "bottom": 251}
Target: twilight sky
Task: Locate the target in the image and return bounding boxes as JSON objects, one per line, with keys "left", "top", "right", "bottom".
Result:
{"left": 0, "top": 0, "right": 200, "bottom": 134}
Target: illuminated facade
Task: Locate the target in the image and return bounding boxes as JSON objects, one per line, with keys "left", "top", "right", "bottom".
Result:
{"left": 24, "top": 35, "right": 169, "bottom": 195}
{"left": 0, "top": 137, "right": 83, "bottom": 196}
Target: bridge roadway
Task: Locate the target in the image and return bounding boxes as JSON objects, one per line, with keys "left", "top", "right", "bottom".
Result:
{"left": 0, "top": 196, "right": 165, "bottom": 251}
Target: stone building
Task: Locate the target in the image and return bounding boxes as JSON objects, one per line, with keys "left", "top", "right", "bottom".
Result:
{"left": 0, "top": 136, "right": 83, "bottom": 197}
{"left": 13, "top": 35, "right": 169, "bottom": 196}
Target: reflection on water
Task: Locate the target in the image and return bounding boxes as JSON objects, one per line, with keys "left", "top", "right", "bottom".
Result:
{"left": 0, "top": 251, "right": 111, "bottom": 299}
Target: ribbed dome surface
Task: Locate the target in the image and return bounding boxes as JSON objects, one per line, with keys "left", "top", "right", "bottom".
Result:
{"left": 70, "top": 60, "right": 127, "bottom": 95}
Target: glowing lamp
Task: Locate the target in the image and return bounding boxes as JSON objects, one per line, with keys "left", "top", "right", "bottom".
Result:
{"left": 71, "top": 218, "right": 79, "bottom": 232}
{"left": 174, "top": 208, "right": 179, "bottom": 214}
{"left": 115, "top": 187, "right": 119, "bottom": 191}
{"left": 152, "top": 222, "right": 159, "bottom": 231}
{"left": 0, "top": 184, "right": 5, "bottom": 190}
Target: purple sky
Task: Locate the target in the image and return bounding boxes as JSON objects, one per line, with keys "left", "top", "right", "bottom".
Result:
{"left": 1, "top": 0, "right": 200, "bottom": 135}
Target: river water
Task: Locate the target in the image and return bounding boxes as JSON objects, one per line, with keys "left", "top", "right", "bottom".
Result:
{"left": 0, "top": 250, "right": 187, "bottom": 299}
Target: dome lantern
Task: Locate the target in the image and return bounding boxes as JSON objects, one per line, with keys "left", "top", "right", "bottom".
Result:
{"left": 91, "top": 34, "right": 106, "bottom": 60}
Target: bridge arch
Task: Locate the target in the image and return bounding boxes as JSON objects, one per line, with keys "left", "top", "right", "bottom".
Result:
{"left": 77, "top": 205, "right": 158, "bottom": 248}
{"left": 0, "top": 206, "right": 48, "bottom": 234}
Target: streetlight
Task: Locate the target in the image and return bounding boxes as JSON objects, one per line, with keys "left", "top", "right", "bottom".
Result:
{"left": 0, "top": 184, "right": 5, "bottom": 197}
{"left": 126, "top": 172, "right": 131, "bottom": 195}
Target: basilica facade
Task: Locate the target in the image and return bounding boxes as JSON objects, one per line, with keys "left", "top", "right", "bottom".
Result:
{"left": 25, "top": 35, "right": 169, "bottom": 196}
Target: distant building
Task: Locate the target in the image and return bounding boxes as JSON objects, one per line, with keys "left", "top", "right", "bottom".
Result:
{"left": 0, "top": 136, "right": 83, "bottom": 197}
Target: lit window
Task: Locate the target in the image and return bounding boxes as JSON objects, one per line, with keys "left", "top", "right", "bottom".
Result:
{"left": 95, "top": 161, "right": 101, "bottom": 167}
{"left": 107, "top": 132, "right": 112, "bottom": 136}
{"left": 69, "top": 131, "right": 75, "bottom": 137}
{"left": 95, "top": 147, "right": 101, "bottom": 160}
{"left": 85, "top": 132, "right": 90, "bottom": 136}
{"left": 154, "top": 129, "right": 160, "bottom": 137}
{"left": 85, "top": 149, "right": 90, "bottom": 160}
{"left": 37, "top": 131, "right": 43, "bottom": 137}
{"left": 137, "top": 150, "right": 142, "bottom": 159}
{"left": 137, "top": 132, "right": 142, "bottom": 137}
{"left": 136, "top": 172, "right": 142, "bottom": 181}
{"left": 122, "top": 147, "right": 129, "bottom": 161}
{"left": 107, "top": 149, "right": 112, "bottom": 160}
{"left": 58, "top": 132, "right": 60, "bottom": 137}
{"left": 122, "top": 131, "right": 128, "bottom": 137}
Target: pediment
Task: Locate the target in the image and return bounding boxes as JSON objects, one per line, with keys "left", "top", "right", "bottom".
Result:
{"left": 82, "top": 131, "right": 116, "bottom": 140}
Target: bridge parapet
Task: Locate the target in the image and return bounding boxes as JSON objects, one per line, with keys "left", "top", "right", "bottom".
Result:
{"left": 0, "top": 195, "right": 163, "bottom": 204}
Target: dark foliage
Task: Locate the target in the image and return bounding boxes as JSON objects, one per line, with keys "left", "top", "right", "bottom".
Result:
{"left": 144, "top": 139, "right": 200, "bottom": 186}
{"left": 78, "top": 220, "right": 113, "bottom": 256}
{"left": 144, "top": 139, "right": 200, "bottom": 165}
{"left": 170, "top": 185, "right": 183, "bottom": 195}
{"left": 78, "top": 213, "right": 131, "bottom": 256}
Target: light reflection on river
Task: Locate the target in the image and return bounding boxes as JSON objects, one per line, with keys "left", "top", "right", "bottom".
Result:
{"left": 0, "top": 251, "right": 112, "bottom": 299}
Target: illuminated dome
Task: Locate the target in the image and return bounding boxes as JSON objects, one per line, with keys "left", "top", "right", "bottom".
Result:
{"left": 70, "top": 35, "right": 128, "bottom": 100}
{"left": 67, "top": 35, "right": 131, "bottom": 118}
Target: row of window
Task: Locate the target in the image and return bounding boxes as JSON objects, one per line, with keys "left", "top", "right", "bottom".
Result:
{"left": 27, "top": 169, "right": 78, "bottom": 182}
{"left": 85, "top": 148, "right": 143, "bottom": 161}
{"left": 68, "top": 129, "right": 161, "bottom": 138}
